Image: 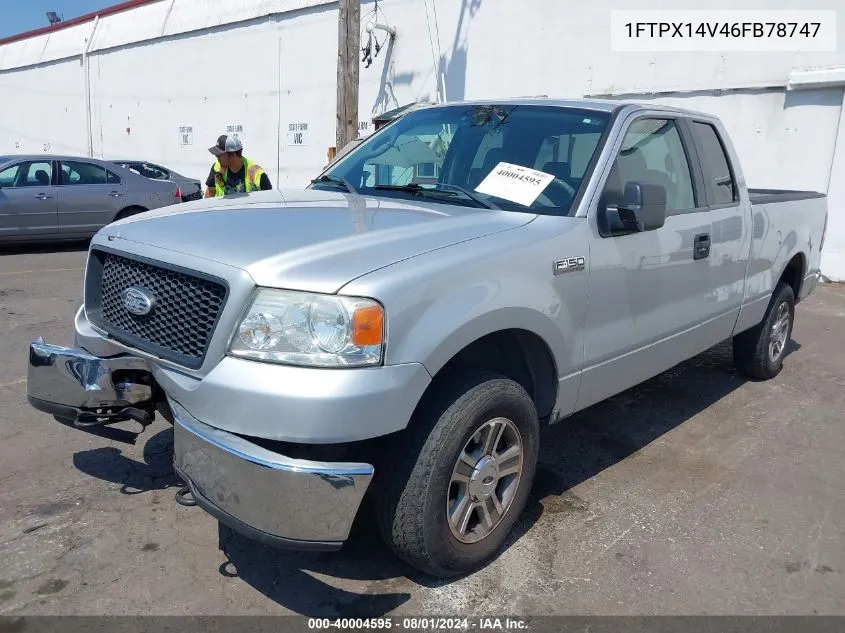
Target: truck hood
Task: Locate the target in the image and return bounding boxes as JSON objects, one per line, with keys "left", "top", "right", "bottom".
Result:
{"left": 102, "top": 188, "right": 535, "bottom": 293}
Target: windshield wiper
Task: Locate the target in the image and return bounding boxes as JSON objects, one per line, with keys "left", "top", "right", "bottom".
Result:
{"left": 432, "top": 183, "right": 499, "bottom": 210}
{"left": 372, "top": 183, "right": 498, "bottom": 210}
{"left": 310, "top": 174, "right": 359, "bottom": 194}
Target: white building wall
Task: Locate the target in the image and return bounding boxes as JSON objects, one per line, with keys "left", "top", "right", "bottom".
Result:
{"left": 1, "top": 0, "right": 844, "bottom": 277}
{"left": 0, "top": 59, "right": 87, "bottom": 156}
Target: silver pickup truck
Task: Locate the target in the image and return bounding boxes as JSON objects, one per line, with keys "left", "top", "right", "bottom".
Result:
{"left": 26, "top": 99, "right": 828, "bottom": 577}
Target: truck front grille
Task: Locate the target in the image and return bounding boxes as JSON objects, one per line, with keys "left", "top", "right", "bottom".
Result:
{"left": 85, "top": 249, "right": 228, "bottom": 369}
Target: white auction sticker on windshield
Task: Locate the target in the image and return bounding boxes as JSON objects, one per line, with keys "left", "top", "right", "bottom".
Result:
{"left": 474, "top": 162, "right": 554, "bottom": 206}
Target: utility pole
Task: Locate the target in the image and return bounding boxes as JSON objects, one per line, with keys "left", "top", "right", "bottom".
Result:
{"left": 336, "top": 0, "right": 360, "bottom": 151}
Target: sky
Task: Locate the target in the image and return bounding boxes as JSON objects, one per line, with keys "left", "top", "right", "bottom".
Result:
{"left": 0, "top": 0, "right": 112, "bottom": 38}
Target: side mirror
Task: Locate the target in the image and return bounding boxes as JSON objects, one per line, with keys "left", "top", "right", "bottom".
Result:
{"left": 616, "top": 181, "right": 667, "bottom": 232}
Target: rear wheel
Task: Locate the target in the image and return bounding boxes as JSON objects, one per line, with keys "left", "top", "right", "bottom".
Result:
{"left": 733, "top": 281, "right": 795, "bottom": 379}
{"left": 375, "top": 372, "right": 539, "bottom": 577}
{"left": 113, "top": 206, "right": 148, "bottom": 222}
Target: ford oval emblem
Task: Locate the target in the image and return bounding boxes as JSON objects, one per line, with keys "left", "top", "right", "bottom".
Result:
{"left": 121, "top": 286, "right": 154, "bottom": 316}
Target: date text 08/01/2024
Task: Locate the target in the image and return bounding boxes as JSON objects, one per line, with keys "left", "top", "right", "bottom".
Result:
{"left": 307, "top": 617, "right": 529, "bottom": 630}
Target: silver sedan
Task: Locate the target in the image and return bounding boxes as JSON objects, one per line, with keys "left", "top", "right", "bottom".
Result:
{"left": 0, "top": 154, "right": 182, "bottom": 243}
{"left": 109, "top": 160, "right": 203, "bottom": 202}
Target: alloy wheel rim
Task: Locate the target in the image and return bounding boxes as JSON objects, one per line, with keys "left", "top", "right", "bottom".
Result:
{"left": 446, "top": 417, "right": 523, "bottom": 544}
{"left": 769, "top": 302, "right": 791, "bottom": 363}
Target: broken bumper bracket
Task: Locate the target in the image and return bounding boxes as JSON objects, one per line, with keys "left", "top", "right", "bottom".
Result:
{"left": 27, "top": 338, "right": 155, "bottom": 427}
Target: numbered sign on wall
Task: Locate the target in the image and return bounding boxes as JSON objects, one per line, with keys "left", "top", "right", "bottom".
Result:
{"left": 287, "top": 122, "right": 309, "bottom": 146}
{"left": 179, "top": 126, "right": 194, "bottom": 146}
{"left": 227, "top": 124, "right": 243, "bottom": 142}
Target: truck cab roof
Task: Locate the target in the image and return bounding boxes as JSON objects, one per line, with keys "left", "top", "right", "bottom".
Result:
{"left": 420, "top": 97, "right": 720, "bottom": 121}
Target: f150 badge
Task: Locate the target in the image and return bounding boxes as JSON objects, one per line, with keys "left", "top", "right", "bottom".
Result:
{"left": 553, "top": 256, "right": 586, "bottom": 275}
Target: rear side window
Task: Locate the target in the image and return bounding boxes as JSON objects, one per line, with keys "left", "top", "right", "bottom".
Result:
{"left": 60, "top": 161, "right": 117, "bottom": 185}
{"left": 144, "top": 164, "right": 170, "bottom": 180}
{"left": 694, "top": 122, "right": 736, "bottom": 204}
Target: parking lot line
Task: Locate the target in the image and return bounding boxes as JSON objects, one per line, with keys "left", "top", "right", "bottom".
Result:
{"left": 0, "top": 268, "right": 84, "bottom": 276}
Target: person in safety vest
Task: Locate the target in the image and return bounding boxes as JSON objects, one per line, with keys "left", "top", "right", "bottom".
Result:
{"left": 204, "top": 134, "right": 272, "bottom": 197}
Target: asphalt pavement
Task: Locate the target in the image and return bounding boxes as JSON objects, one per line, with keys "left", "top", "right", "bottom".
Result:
{"left": 0, "top": 242, "right": 843, "bottom": 616}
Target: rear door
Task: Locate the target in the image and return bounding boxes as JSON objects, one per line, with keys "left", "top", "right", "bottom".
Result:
{"left": 57, "top": 160, "right": 126, "bottom": 235}
{"left": 0, "top": 160, "right": 59, "bottom": 239}
{"left": 577, "top": 113, "right": 713, "bottom": 410}
{"left": 684, "top": 118, "right": 751, "bottom": 346}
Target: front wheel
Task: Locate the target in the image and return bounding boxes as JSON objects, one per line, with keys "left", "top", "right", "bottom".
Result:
{"left": 375, "top": 373, "right": 539, "bottom": 577}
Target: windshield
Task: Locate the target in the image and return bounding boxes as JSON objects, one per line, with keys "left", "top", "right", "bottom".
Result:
{"left": 313, "top": 104, "right": 610, "bottom": 214}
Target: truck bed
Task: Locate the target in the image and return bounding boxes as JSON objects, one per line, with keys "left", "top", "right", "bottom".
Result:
{"left": 742, "top": 187, "right": 827, "bottom": 310}
{"left": 748, "top": 188, "right": 826, "bottom": 205}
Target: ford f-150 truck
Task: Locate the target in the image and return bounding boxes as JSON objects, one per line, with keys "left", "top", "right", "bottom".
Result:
{"left": 26, "top": 99, "right": 828, "bottom": 577}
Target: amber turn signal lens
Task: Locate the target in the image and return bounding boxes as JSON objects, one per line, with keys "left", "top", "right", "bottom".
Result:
{"left": 351, "top": 305, "right": 384, "bottom": 346}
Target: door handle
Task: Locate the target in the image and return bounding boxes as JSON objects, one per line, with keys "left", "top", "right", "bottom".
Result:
{"left": 693, "top": 233, "right": 711, "bottom": 260}
{"left": 34, "top": 193, "right": 53, "bottom": 200}
{"left": 108, "top": 191, "right": 123, "bottom": 197}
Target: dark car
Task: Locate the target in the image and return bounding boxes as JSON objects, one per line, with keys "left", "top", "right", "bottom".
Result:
{"left": 110, "top": 160, "right": 203, "bottom": 202}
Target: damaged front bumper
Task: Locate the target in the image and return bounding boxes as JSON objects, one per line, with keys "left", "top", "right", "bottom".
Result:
{"left": 26, "top": 338, "right": 375, "bottom": 550}
{"left": 171, "top": 400, "right": 374, "bottom": 550}
{"left": 27, "top": 338, "right": 156, "bottom": 426}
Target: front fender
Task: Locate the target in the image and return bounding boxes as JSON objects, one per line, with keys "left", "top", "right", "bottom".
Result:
{"left": 382, "top": 271, "right": 570, "bottom": 378}
{"left": 341, "top": 214, "right": 590, "bottom": 421}
{"left": 414, "top": 306, "right": 566, "bottom": 378}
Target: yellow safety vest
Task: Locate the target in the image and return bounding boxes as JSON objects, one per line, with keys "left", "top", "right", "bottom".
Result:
{"left": 213, "top": 157, "right": 265, "bottom": 196}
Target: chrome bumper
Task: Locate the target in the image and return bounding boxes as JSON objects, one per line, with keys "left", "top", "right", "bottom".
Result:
{"left": 171, "top": 400, "right": 374, "bottom": 550}
{"left": 27, "top": 339, "right": 154, "bottom": 425}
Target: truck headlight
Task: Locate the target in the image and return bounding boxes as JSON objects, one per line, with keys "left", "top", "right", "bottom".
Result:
{"left": 228, "top": 288, "right": 384, "bottom": 367}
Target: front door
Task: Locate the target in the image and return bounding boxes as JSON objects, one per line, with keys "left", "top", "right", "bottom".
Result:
{"left": 577, "top": 114, "right": 712, "bottom": 411}
{"left": 0, "top": 160, "right": 59, "bottom": 239}
{"left": 57, "top": 160, "right": 126, "bottom": 235}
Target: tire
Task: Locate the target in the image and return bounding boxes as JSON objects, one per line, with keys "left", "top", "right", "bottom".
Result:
{"left": 375, "top": 372, "right": 539, "bottom": 577}
{"left": 113, "top": 206, "right": 148, "bottom": 222}
{"left": 732, "top": 281, "right": 795, "bottom": 379}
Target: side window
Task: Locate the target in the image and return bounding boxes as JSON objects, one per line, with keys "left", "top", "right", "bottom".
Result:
{"left": 22, "top": 162, "right": 53, "bottom": 187}
{"left": 134, "top": 163, "right": 168, "bottom": 179}
{"left": 0, "top": 164, "right": 21, "bottom": 187}
{"left": 0, "top": 162, "right": 51, "bottom": 187}
{"left": 147, "top": 164, "right": 170, "bottom": 179}
{"left": 604, "top": 118, "right": 696, "bottom": 213}
{"left": 61, "top": 164, "right": 78, "bottom": 184}
{"left": 60, "top": 161, "right": 108, "bottom": 185}
{"left": 106, "top": 170, "right": 121, "bottom": 184}
{"left": 694, "top": 122, "right": 736, "bottom": 205}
